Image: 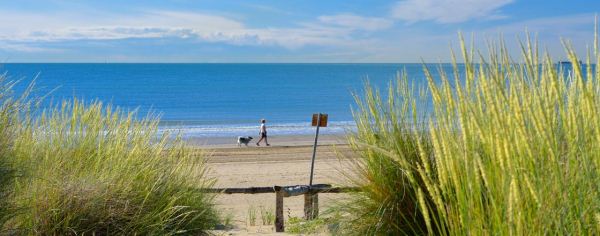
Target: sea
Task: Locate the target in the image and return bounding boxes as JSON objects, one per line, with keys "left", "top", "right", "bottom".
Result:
{"left": 0, "top": 63, "right": 458, "bottom": 138}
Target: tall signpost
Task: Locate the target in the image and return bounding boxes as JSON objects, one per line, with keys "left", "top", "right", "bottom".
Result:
{"left": 309, "top": 113, "right": 327, "bottom": 186}
{"left": 305, "top": 113, "right": 327, "bottom": 220}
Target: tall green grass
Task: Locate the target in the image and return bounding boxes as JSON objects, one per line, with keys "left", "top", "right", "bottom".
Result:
{"left": 339, "top": 32, "right": 600, "bottom": 235}
{"left": 0, "top": 79, "right": 218, "bottom": 234}
{"left": 0, "top": 76, "right": 35, "bottom": 227}
{"left": 335, "top": 73, "right": 431, "bottom": 235}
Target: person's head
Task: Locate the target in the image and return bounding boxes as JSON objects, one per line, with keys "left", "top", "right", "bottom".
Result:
{"left": 261, "top": 119, "right": 266, "bottom": 123}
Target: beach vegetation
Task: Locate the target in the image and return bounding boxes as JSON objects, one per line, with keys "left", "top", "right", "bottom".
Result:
{"left": 0, "top": 79, "right": 219, "bottom": 234}
{"left": 247, "top": 205, "right": 257, "bottom": 226}
{"left": 259, "top": 205, "right": 275, "bottom": 225}
{"left": 336, "top": 30, "right": 600, "bottom": 235}
{"left": 0, "top": 77, "right": 34, "bottom": 228}
{"left": 286, "top": 216, "right": 330, "bottom": 234}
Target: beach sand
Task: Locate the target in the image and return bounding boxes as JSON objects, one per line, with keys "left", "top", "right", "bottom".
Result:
{"left": 200, "top": 134, "right": 357, "bottom": 235}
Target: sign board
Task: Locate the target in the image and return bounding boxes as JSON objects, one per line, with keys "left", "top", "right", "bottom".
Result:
{"left": 311, "top": 114, "right": 328, "bottom": 127}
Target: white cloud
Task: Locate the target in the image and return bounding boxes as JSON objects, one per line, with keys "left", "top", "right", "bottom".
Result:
{"left": 318, "top": 14, "right": 393, "bottom": 31}
{"left": 0, "top": 10, "right": 244, "bottom": 32}
{"left": 0, "top": 42, "right": 57, "bottom": 52}
{"left": 480, "top": 14, "right": 595, "bottom": 57}
{"left": 0, "top": 9, "right": 386, "bottom": 51}
{"left": 0, "top": 10, "right": 245, "bottom": 42}
{"left": 333, "top": 13, "right": 596, "bottom": 62}
{"left": 484, "top": 13, "right": 594, "bottom": 35}
{"left": 3, "top": 4, "right": 591, "bottom": 62}
{"left": 391, "top": 0, "right": 514, "bottom": 23}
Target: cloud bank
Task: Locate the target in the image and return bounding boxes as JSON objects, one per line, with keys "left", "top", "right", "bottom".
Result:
{"left": 392, "top": 0, "right": 514, "bottom": 23}
{"left": 0, "top": 2, "right": 595, "bottom": 62}
{"left": 0, "top": 10, "right": 388, "bottom": 51}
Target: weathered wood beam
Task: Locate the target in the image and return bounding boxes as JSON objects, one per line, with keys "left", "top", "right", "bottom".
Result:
{"left": 199, "top": 185, "right": 360, "bottom": 194}
{"left": 201, "top": 187, "right": 275, "bottom": 194}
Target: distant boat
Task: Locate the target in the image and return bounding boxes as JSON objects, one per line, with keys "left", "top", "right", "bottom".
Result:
{"left": 558, "top": 60, "right": 583, "bottom": 66}
{"left": 558, "top": 61, "right": 571, "bottom": 65}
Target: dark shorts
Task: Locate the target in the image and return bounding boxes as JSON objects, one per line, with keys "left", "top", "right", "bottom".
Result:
{"left": 261, "top": 132, "right": 267, "bottom": 138}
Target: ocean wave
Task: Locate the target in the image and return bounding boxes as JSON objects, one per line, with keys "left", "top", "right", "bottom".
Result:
{"left": 158, "top": 121, "right": 356, "bottom": 138}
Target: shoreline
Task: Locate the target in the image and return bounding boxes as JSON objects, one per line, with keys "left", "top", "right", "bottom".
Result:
{"left": 185, "top": 134, "right": 349, "bottom": 148}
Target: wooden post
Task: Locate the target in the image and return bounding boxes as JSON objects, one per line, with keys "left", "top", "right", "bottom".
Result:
{"left": 304, "top": 192, "right": 319, "bottom": 220}
{"left": 312, "top": 192, "right": 319, "bottom": 219}
{"left": 275, "top": 186, "right": 285, "bottom": 232}
{"left": 304, "top": 193, "right": 312, "bottom": 220}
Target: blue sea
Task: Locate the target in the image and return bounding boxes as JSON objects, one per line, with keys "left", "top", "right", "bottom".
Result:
{"left": 1, "top": 63, "right": 446, "bottom": 137}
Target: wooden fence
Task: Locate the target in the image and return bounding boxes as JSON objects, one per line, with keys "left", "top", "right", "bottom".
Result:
{"left": 202, "top": 184, "right": 359, "bottom": 232}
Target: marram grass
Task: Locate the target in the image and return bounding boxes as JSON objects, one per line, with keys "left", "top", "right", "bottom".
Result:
{"left": 338, "top": 32, "right": 600, "bottom": 235}
{"left": 334, "top": 72, "right": 432, "bottom": 235}
{"left": 0, "top": 89, "right": 218, "bottom": 234}
{"left": 0, "top": 76, "right": 35, "bottom": 227}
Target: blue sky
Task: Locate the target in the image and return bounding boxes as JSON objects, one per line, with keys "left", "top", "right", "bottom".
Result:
{"left": 0, "top": 0, "right": 598, "bottom": 62}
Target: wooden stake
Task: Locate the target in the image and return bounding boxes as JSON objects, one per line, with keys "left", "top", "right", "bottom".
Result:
{"left": 275, "top": 187, "right": 285, "bottom": 232}
{"left": 304, "top": 192, "right": 319, "bottom": 220}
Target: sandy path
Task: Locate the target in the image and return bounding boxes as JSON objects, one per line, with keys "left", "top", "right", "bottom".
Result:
{"left": 204, "top": 144, "right": 357, "bottom": 235}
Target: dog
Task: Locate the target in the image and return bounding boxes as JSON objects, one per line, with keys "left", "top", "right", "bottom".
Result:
{"left": 237, "top": 136, "right": 253, "bottom": 147}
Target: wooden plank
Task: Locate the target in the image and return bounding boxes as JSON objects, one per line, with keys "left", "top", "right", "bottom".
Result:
{"left": 198, "top": 185, "right": 359, "bottom": 194}
{"left": 311, "top": 186, "right": 360, "bottom": 193}
{"left": 281, "top": 184, "right": 331, "bottom": 197}
{"left": 282, "top": 185, "right": 311, "bottom": 197}
{"left": 275, "top": 186, "right": 285, "bottom": 232}
{"left": 200, "top": 187, "right": 275, "bottom": 194}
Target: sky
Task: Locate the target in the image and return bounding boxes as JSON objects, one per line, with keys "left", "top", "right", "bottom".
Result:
{"left": 0, "top": 0, "right": 598, "bottom": 63}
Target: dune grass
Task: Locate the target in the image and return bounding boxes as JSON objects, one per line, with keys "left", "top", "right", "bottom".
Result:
{"left": 337, "top": 32, "right": 600, "bottom": 235}
{"left": 0, "top": 78, "right": 219, "bottom": 234}
{"left": 334, "top": 72, "right": 431, "bottom": 235}
{"left": 0, "top": 77, "right": 34, "bottom": 228}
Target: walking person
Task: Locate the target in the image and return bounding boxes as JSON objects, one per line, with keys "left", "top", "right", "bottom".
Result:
{"left": 256, "top": 119, "right": 270, "bottom": 146}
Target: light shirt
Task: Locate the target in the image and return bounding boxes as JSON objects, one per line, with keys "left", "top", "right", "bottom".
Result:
{"left": 260, "top": 123, "right": 266, "bottom": 133}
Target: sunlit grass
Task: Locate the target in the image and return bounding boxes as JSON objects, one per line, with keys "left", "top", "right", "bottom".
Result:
{"left": 0, "top": 76, "right": 34, "bottom": 228}
{"left": 0, "top": 81, "right": 219, "bottom": 234}
{"left": 337, "top": 30, "right": 600, "bottom": 235}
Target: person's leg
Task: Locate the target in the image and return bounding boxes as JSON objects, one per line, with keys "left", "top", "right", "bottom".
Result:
{"left": 265, "top": 136, "right": 270, "bottom": 146}
{"left": 256, "top": 136, "right": 264, "bottom": 145}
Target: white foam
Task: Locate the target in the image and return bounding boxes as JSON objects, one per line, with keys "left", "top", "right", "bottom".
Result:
{"left": 158, "top": 121, "right": 356, "bottom": 138}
